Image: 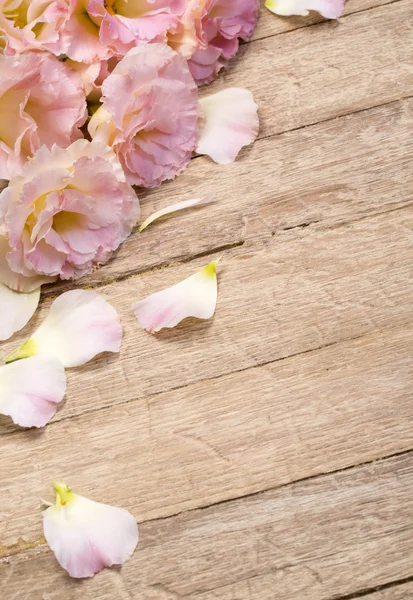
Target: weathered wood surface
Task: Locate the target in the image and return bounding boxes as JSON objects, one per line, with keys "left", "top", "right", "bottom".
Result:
{"left": 2, "top": 454, "right": 413, "bottom": 599}
{"left": 2, "top": 321, "right": 413, "bottom": 547}
{"left": 1, "top": 2, "right": 413, "bottom": 598}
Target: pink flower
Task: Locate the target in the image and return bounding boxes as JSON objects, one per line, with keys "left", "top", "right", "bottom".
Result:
{"left": 0, "top": 140, "right": 140, "bottom": 289}
{"left": 89, "top": 44, "right": 199, "bottom": 188}
{"left": 61, "top": 0, "right": 185, "bottom": 63}
{"left": 0, "top": 51, "right": 87, "bottom": 179}
{"left": 0, "top": 0, "right": 69, "bottom": 56}
{"left": 169, "top": 0, "right": 260, "bottom": 86}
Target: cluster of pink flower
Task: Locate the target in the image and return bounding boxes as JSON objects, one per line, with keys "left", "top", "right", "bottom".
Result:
{"left": 0, "top": 0, "right": 260, "bottom": 301}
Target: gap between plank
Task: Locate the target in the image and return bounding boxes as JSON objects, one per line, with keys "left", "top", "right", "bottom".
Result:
{"left": 330, "top": 574, "right": 413, "bottom": 600}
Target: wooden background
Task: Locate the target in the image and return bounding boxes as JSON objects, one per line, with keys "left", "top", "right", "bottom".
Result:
{"left": 1, "top": 1, "right": 413, "bottom": 598}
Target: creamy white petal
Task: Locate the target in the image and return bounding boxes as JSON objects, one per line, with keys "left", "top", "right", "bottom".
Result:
{"left": 139, "top": 195, "right": 213, "bottom": 232}
{"left": 0, "top": 282, "right": 40, "bottom": 341}
{"left": 0, "top": 356, "right": 66, "bottom": 427}
{"left": 197, "top": 88, "right": 259, "bottom": 164}
{"left": 132, "top": 261, "right": 219, "bottom": 333}
{"left": 265, "top": 0, "right": 345, "bottom": 18}
{"left": 6, "top": 290, "right": 122, "bottom": 367}
{"left": 43, "top": 482, "right": 139, "bottom": 579}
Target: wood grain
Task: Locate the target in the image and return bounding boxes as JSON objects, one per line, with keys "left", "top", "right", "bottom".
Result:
{"left": 361, "top": 582, "right": 413, "bottom": 600}
{"left": 2, "top": 454, "right": 413, "bottom": 599}
{"left": 2, "top": 206, "right": 412, "bottom": 426}
{"left": 69, "top": 97, "right": 413, "bottom": 287}
{"left": 2, "top": 320, "right": 413, "bottom": 547}
{"left": 252, "top": 0, "right": 398, "bottom": 41}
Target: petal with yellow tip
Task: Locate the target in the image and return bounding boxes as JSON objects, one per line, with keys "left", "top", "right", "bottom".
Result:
{"left": 265, "top": 0, "right": 345, "bottom": 18}
{"left": 132, "top": 261, "right": 219, "bottom": 333}
{"left": 5, "top": 290, "right": 122, "bottom": 368}
{"left": 139, "top": 195, "right": 213, "bottom": 232}
{"left": 0, "top": 356, "right": 66, "bottom": 427}
{"left": 43, "top": 482, "right": 139, "bottom": 579}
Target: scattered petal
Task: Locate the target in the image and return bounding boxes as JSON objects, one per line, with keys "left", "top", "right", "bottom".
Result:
{"left": 0, "top": 282, "right": 40, "bottom": 342}
{"left": 0, "top": 356, "right": 66, "bottom": 428}
{"left": 265, "top": 0, "right": 345, "bottom": 19}
{"left": 6, "top": 290, "right": 122, "bottom": 368}
{"left": 197, "top": 88, "right": 259, "bottom": 164}
{"left": 139, "top": 195, "right": 213, "bottom": 232}
{"left": 43, "top": 482, "right": 139, "bottom": 579}
{"left": 133, "top": 260, "right": 219, "bottom": 333}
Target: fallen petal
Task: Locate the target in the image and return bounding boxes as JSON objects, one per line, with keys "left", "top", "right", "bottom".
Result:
{"left": 0, "top": 356, "right": 66, "bottom": 428}
{"left": 43, "top": 482, "right": 139, "bottom": 579}
{"left": 6, "top": 290, "right": 122, "bottom": 368}
{"left": 133, "top": 260, "right": 219, "bottom": 333}
{"left": 265, "top": 0, "right": 345, "bottom": 19}
{"left": 0, "top": 282, "right": 40, "bottom": 342}
{"left": 197, "top": 88, "right": 259, "bottom": 164}
{"left": 139, "top": 195, "right": 213, "bottom": 232}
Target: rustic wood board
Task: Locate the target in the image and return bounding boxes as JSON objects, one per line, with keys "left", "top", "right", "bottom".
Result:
{"left": 1, "top": 2, "right": 413, "bottom": 599}
{"left": 2, "top": 454, "right": 413, "bottom": 599}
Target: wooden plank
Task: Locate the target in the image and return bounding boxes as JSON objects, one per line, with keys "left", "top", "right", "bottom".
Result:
{"left": 360, "top": 582, "right": 413, "bottom": 600}
{"left": 2, "top": 206, "right": 412, "bottom": 423}
{"left": 252, "top": 0, "right": 398, "bottom": 41}
{"left": 2, "top": 319, "right": 413, "bottom": 547}
{"left": 206, "top": 1, "right": 413, "bottom": 139}
{"left": 52, "top": 96, "right": 413, "bottom": 287}
{"left": 2, "top": 454, "right": 413, "bottom": 599}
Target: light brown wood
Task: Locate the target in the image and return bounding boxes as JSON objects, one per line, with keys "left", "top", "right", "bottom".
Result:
{"left": 2, "top": 318, "right": 413, "bottom": 546}
{"left": 2, "top": 206, "right": 412, "bottom": 426}
{"left": 66, "top": 97, "right": 413, "bottom": 287}
{"left": 1, "top": 2, "right": 413, "bottom": 597}
{"left": 252, "top": 0, "right": 398, "bottom": 41}
{"left": 2, "top": 454, "right": 413, "bottom": 599}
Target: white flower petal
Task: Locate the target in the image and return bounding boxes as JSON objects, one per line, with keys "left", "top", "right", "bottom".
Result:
{"left": 0, "top": 356, "right": 66, "bottom": 428}
{"left": 6, "top": 290, "right": 122, "bottom": 368}
{"left": 197, "top": 88, "right": 259, "bottom": 164}
{"left": 139, "top": 195, "right": 213, "bottom": 232}
{"left": 132, "top": 260, "right": 219, "bottom": 333}
{"left": 0, "top": 282, "right": 40, "bottom": 341}
{"left": 43, "top": 482, "right": 139, "bottom": 579}
{"left": 265, "top": 0, "right": 345, "bottom": 18}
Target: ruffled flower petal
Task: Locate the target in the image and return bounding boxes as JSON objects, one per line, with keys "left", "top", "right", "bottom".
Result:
{"left": 0, "top": 356, "right": 66, "bottom": 428}
{"left": 43, "top": 482, "right": 139, "bottom": 579}
{"left": 197, "top": 88, "right": 259, "bottom": 164}
{"left": 139, "top": 195, "right": 213, "bottom": 232}
{"left": 265, "top": 0, "right": 345, "bottom": 19}
{"left": 6, "top": 290, "right": 122, "bottom": 368}
{"left": 0, "top": 282, "right": 40, "bottom": 341}
{"left": 132, "top": 260, "right": 219, "bottom": 333}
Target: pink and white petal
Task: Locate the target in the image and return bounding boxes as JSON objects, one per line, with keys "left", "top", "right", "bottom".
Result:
{"left": 43, "top": 486, "right": 139, "bottom": 578}
{"left": 139, "top": 194, "right": 213, "bottom": 232}
{"left": 0, "top": 282, "right": 40, "bottom": 341}
{"left": 0, "top": 356, "right": 66, "bottom": 428}
{"left": 132, "top": 260, "right": 218, "bottom": 333}
{"left": 0, "top": 234, "right": 57, "bottom": 292}
{"left": 197, "top": 88, "right": 259, "bottom": 164}
{"left": 265, "top": 0, "right": 345, "bottom": 18}
{"left": 31, "top": 290, "right": 122, "bottom": 367}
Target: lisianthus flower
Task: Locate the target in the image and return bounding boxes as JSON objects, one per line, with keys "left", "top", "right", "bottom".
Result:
{"left": 65, "top": 57, "right": 118, "bottom": 103}
{"left": 89, "top": 44, "right": 199, "bottom": 188}
{"left": 43, "top": 481, "right": 139, "bottom": 578}
{"left": 0, "top": 140, "right": 139, "bottom": 286}
{"left": 0, "top": 355, "right": 66, "bottom": 427}
{"left": 0, "top": 51, "right": 87, "bottom": 179}
{"left": 0, "top": 0, "right": 69, "bottom": 56}
{"left": 265, "top": 0, "right": 345, "bottom": 18}
{"left": 6, "top": 289, "right": 122, "bottom": 368}
{"left": 197, "top": 88, "right": 259, "bottom": 163}
{"left": 139, "top": 194, "right": 213, "bottom": 232}
{"left": 169, "top": 0, "right": 260, "bottom": 86}
{"left": 133, "top": 260, "right": 219, "bottom": 333}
